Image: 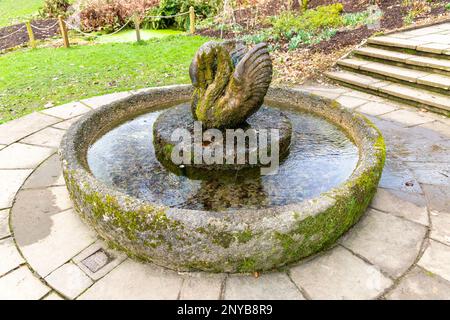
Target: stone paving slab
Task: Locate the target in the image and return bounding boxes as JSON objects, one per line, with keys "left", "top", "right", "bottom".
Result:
{"left": 41, "top": 102, "right": 91, "bottom": 120}
{"left": 13, "top": 205, "right": 96, "bottom": 277}
{"left": 290, "top": 246, "right": 392, "bottom": 300}
{"left": 386, "top": 267, "right": 450, "bottom": 300}
{"left": 335, "top": 95, "right": 368, "bottom": 109}
{"left": 418, "top": 240, "right": 450, "bottom": 282}
{"left": 225, "top": 273, "right": 304, "bottom": 300}
{"left": 0, "top": 143, "right": 54, "bottom": 169}
{"left": 341, "top": 209, "right": 426, "bottom": 277}
{"left": 420, "top": 121, "right": 450, "bottom": 138}
{"left": 45, "top": 262, "right": 93, "bottom": 299}
{"left": 0, "top": 266, "right": 50, "bottom": 300}
{"left": 22, "top": 153, "right": 64, "bottom": 189}
{"left": 379, "top": 158, "right": 423, "bottom": 194}
{"left": 80, "top": 91, "right": 132, "bottom": 109}
{"left": 0, "top": 169, "right": 33, "bottom": 209}
{"left": 356, "top": 101, "right": 398, "bottom": 116}
{"left": 0, "top": 112, "right": 60, "bottom": 145}
{"left": 43, "top": 292, "right": 64, "bottom": 300}
{"left": 430, "top": 212, "right": 450, "bottom": 245}
{"left": 51, "top": 116, "right": 83, "bottom": 130}
{"left": 20, "top": 127, "right": 66, "bottom": 149}
{"left": 179, "top": 273, "right": 225, "bottom": 300}
{"left": 78, "top": 260, "right": 183, "bottom": 300}
{"left": 370, "top": 188, "right": 429, "bottom": 226}
{"left": 407, "top": 162, "right": 450, "bottom": 186}
{"left": 0, "top": 237, "right": 24, "bottom": 276}
{"left": 380, "top": 109, "right": 435, "bottom": 127}
{"left": 422, "top": 184, "right": 450, "bottom": 213}
{"left": 0, "top": 209, "right": 10, "bottom": 239}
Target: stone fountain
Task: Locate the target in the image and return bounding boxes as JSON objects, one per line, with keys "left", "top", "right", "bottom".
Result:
{"left": 60, "top": 41, "right": 385, "bottom": 272}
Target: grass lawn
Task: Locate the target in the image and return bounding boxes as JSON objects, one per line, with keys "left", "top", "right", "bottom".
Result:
{"left": 0, "top": 35, "right": 210, "bottom": 124}
{"left": 0, "top": 0, "right": 43, "bottom": 27}
{"left": 95, "top": 29, "right": 185, "bottom": 43}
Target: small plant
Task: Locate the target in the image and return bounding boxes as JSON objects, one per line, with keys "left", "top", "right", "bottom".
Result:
{"left": 271, "top": 3, "right": 344, "bottom": 38}
{"left": 446, "top": 3, "right": 450, "bottom": 10}
{"left": 40, "top": 0, "right": 71, "bottom": 18}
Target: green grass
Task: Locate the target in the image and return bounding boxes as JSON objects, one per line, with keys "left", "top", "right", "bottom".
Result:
{"left": 96, "top": 29, "right": 185, "bottom": 43}
{"left": 0, "top": 35, "right": 210, "bottom": 123}
{"left": 0, "top": 0, "right": 43, "bottom": 27}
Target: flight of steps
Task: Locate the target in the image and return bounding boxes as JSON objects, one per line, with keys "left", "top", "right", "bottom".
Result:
{"left": 326, "top": 32, "right": 450, "bottom": 116}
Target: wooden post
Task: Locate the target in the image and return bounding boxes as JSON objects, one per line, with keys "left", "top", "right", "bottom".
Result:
{"left": 58, "top": 15, "right": 70, "bottom": 48}
{"left": 134, "top": 16, "right": 141, "bottom": 42}
{"left": 25, "top": 21, "right": 36, "bottom": 49}
{"left": 189, "top": 6, "right": 195, "bottom": 34}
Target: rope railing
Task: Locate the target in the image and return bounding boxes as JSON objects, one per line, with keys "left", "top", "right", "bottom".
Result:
{"left": 0, "top": 25, "right": 26, "bottom": 40}
{"left": 1, "top": 7, "right": 197, "bottom": 49}
{"left": 30, "top": 20, "right": 59, "bottom": 31}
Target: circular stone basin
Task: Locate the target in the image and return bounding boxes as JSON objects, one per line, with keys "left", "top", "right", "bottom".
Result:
{"left": 60, "top": 85, "right": 385, "bottom": 273}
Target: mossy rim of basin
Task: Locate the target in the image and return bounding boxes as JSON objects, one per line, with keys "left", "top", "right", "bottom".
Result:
{"left": 59, "top": 85, "right": 385, "bottom": 273}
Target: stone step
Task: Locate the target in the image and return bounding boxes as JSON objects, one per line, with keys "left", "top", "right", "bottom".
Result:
{"left": 354, "top": 47, "right": 450, "bottom": 72}
{"left": 338, "top": 58, "right": 450, "bottom": 90}
{"left": 367, "top": 35, "right": 450, "bottom": 56}
{"left": 326, "top": 70, "right": 450, "bottom": 112}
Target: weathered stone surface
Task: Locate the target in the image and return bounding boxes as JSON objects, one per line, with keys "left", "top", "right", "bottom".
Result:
{"left": 0, "top": 112, "right": 60, "bottom": 145}
{"left": 386, "top": 267, "right": 450, "bottom": 300}
{"left": 41, "top": 102, "right": 91, "bottom": 120}
{"left": 418, "top": 240, "right": 450, "bottom": 282}
{"left": 381, "top": 109, "right": 434, "bottom": 127}
{"left": 21, "top": 127, "right": 66, "bottom": 148}
{"left": 179, "top": 273, "right": 225, "bottom": 300}
{"left": 0, "top": 169, "right": 32, "bottom": 208}
{"left": 379, "top": 158, "right": 422, "bottom": 193}
{"left": 224, "top": 273, "right": 304, "bottom": 300}
{"left": 0, "top": 266, "right": 50, "bottom": 300}
{"left": 407, "top": 162, "right": 450, "bottom": 186}
{"left": 290, "top": 246, "right": 392, "bottom": 299}
{"left": 422, "top": 184, "right": 450, "bottom": 213}
{"left": 0, "top": 209, "right": 10, "bottom": 239}
{"left": 356, "top": 102, "right": 398, "bottom": 116}
{"left": 45, "top": 262, "right": 93, "bottom": 300}
{"left": 43, "top": 292, "right": 64, "bottom": 300}
{"left": 430, "top": 212, "right": 450, "bottom": 245}
{"left": 22, "top": 154, "right": 64, "bottom": 189}
{"left": 73, "top": 241, "right": 126, "bottom": 281}
{"left": 78, "top": 260, "right": 183, "bottom": 300}
{"left": 420, "top": 121, "right": 450, "bottom": 138}
{"left": 12, "top": 189, "right": 95, "bottom": 276}
{"left": 52, "top": 116, "right": 82, "bottom": 130}
{"left": 335, "top": 95, "right": 368, "bottom": 109}
{"left": 0, "top": 237, "right": 24, "bottom": 276}
{"left": 341, "top": 209, "right": 426, "bottom": 277}
{"left": 0, "top": 143, "right": 54, "bottom": 169}
{"left": 81, "top": 92, "right": 132, "bottom": 109}
{"left": 370, "top": 188, "right": 428, "bottom": 225}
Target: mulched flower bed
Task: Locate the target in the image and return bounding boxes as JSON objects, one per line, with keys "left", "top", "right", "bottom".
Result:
{"left": 0, "top": 19, "right": 60, "bottom": 51}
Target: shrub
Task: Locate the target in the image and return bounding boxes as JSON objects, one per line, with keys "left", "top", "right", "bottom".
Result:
{"left": 271, "top": 3, "right": 344, "bottom": 38}
{"left": 40, "top": 0, "right": 71, "bottom": 18}
{"left": 79, "top": 0, "right": 160, "bottom": 32}
{"left": 445, "top": 2, "right": 450, "bottom": 10}
{"left": 143, "top": 0, "right": 220, "bottom": 30}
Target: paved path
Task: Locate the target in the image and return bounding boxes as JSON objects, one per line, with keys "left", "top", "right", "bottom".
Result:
{"left": 0, "top": 86, "right": 449, "bottom": 300}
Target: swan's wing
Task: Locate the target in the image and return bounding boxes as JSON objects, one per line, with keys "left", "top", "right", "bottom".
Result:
{"left": 232, "top": 43, "right": 272, "bottom": 108}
